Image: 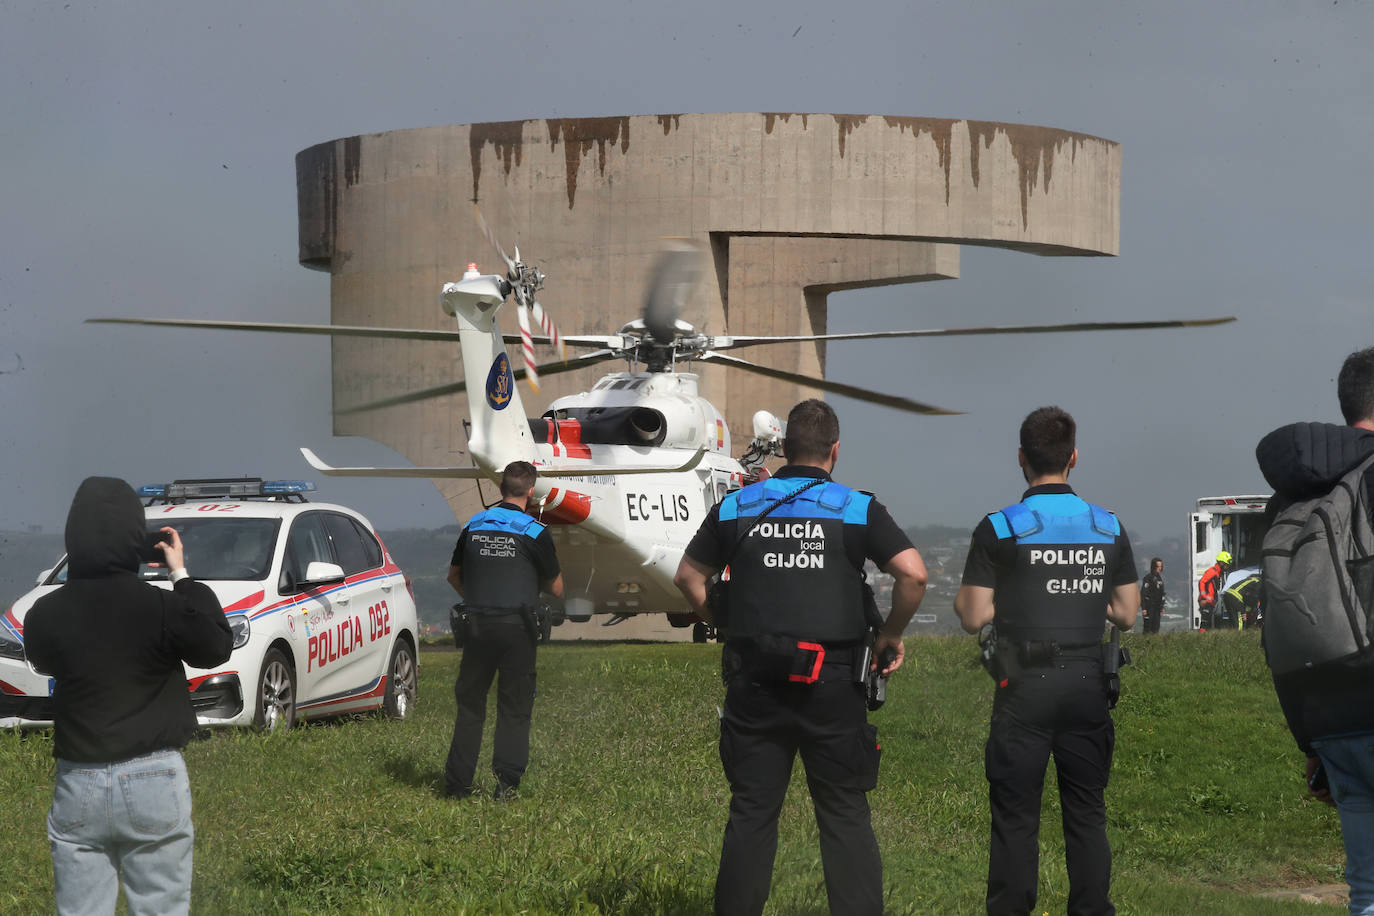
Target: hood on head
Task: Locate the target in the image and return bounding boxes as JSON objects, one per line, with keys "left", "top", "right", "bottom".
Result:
{"left": 1256, "top": 422, "right": 1374, "bottom": 500}
{"left": 64, "top": 476, "right": 145, "bottom": 578}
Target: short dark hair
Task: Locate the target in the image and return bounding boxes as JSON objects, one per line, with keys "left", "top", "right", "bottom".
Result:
{"left": 1019, "top": 406, "right": 1076, "bottom": 476}
{"left": 784, "top": 399, "right": 840, "bottom": 464}
{"left": 1338, "top": 347, "right": 1374, "bottom": 425}
{"left": 1150, "top": 557, "right": 1163, "bottom": 571}
{"left": 500, "top": 461, "right": 538, "bottom": 498}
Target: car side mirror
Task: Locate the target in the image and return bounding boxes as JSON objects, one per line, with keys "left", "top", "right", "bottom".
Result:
{"left": 302, "top": 561, "right": 346, "bottom": 587}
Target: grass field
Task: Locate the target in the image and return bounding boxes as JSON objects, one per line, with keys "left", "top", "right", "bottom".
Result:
{"left": 0, "top": 631, "right": 1352, "bottom": 914}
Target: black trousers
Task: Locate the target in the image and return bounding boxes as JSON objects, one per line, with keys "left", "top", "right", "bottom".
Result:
{"left": 985, "top": 659, "right": 1115, "bottom": 916}
{"left": 715, "top": 676, "right": 882, "bottom": 916}
{"left": 1141, "top": 606, "right": 1162, "bottom": 634}
{"left": 444, "top": 617, "right": 536, "bottom": 794}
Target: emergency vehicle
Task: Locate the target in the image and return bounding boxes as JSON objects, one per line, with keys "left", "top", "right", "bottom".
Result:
{"left": 1187, "top": 495, "right": 1270, "bottom": 629}
{"left": 0, "top": 478, "right": 419, "bottom": 731}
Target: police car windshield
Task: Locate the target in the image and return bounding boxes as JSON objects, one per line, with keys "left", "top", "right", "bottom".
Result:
{"left": 45, "top": 517, "right": 283, "bottom": 585}
{"left": 138, "top": 517, "right": 281, "bottom": 581}
{"left": 46, "top": 517, "right": 283, "bottom": 584}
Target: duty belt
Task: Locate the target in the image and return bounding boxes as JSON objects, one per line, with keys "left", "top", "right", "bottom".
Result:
{"left": 726, "top": 638, "right": 864, "bottom": 685}
{"left": 461, "top": 605, "right": 526, "bottom": 617}
{"left": 1015, "top": 640, "right": 1101, "bottom": 667}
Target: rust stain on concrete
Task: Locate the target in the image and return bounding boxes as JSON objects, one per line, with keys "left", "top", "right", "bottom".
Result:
{"left": 967, "top": 121, "right": 1097, "bottom": 228}
{"left": 831, "top": 114, "right": 870, "bottom": 159}
{"left": 657, "top": 114, "right": 681, "bottom": 136}
{"left": 468, "top": 120, "right": 527, "bottom": 202}
{"left": 882, "top": 117, "right": 956, "bottom": 204}
{"left": 545, "top": 117, "right": 632, "bottom": 209}
{"left": 343, "top": 136, "right": 362, "bottom": 188}
{"left": 763, "top": 113, "right": 808, "bottom": 134}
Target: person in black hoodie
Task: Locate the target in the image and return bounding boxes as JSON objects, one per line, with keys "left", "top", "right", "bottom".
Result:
{"left": 24, "top": 477, "right": 231, "bottom": 916}
{"left": 1256, "top": 346, "right": 1374, "bottom": 915}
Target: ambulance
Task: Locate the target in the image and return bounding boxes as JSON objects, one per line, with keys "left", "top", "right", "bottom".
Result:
{"left": 1187, "top": 495, "right": 1270, "bottom": 629}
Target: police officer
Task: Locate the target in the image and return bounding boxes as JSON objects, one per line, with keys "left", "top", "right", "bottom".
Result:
{"left": 674, "top": 399, "right": 929, "bottom": 916}
{"left": 1140, "top": 557, "right": 1165, "bottom": 634}
{"left": 444, "top": 461, "right": 563, "bottom": 800}
{"left": 954, "top": 406, "right": 1138, "bottom": 916}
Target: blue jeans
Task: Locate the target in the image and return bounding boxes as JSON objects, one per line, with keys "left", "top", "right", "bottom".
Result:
{"left": 1313, "top": 735, "right": 1374, "bottom": 916}
{"left": 47, "top": 749, "right": 194, "bottom": 916}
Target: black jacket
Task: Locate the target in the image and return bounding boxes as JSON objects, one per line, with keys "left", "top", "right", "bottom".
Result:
{"left": 24, "top": 477, "right": 232, "bottom": 763}
{"left": 1256, "top": 422, "right": 1374, "bottom": 753}
{"left": 1140, "top": 571, "right": 1165, "bottom": 613}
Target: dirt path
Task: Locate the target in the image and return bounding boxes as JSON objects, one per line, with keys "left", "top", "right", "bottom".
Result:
{"left": 1254, "top": 883, "right": 1348, "bottom": 906}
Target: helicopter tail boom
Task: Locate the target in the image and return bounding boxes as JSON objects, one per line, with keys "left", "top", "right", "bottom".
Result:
{"left": 440, "top": 271, "right": 540, "bottom": 474}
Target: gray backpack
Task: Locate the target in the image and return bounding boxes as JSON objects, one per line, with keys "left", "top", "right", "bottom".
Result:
{"left": 1261, "top": 452, "right": 1374, "bottom": 675}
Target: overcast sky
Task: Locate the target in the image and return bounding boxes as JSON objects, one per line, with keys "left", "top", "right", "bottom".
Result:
{"left": 3, "top": 0, "right": 1371, "bottom": 547}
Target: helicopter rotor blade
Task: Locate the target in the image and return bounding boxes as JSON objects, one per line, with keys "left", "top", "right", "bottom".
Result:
{"left": 335, "top": 349, "right": 622, "bottom": 416}
{"left": 87, "top": 316, "right": 619, "bottom": 353}
{"left": 86, "top": 316, "right": 469, "bottom": 342}
{"left": 698, "top": 351, "right": 961, "bottom": 416}
{"left": 473, "top": 203, "right": 516, "bottom": 273}
{"left": 642, "top": 245, "right": 702, "bottom": 344}
{"left": 706, "top": 316, "right": 1237, "bottom": 350}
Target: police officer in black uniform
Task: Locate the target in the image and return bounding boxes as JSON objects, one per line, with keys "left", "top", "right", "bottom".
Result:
{"left": 674, "top": 399, "right": 929, "bottom": 916}
{"left": 954, "top": 407, "right": 1138, "bottom": 916}
{"left": 1140, "top": 558, "right": 1165, "bottom": 634}
{"left": 444, "top": 461, "right": 563, "bottom": 799}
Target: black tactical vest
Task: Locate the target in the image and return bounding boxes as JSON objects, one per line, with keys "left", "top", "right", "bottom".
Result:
{"left": 990, "top": 492, "right": 1121, "bottom": 646}
{"left": 720, "top": 476, "right": 870, "bottom": 643}
{"left": 458, "top": 505, "right": 547, "bottom": 609}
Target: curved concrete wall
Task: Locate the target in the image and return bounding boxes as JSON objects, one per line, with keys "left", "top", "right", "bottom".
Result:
{"left": 295, "top": 113, "right": 1119, "bottom": 519}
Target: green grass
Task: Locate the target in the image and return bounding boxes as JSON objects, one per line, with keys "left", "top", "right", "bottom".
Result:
{"left": 0, "top": 631, "right": 1350, "bottom": 914}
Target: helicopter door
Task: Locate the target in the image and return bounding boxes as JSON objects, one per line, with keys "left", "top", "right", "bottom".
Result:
{"left": 1188, "top": 511, "right": 1210, "bottom": 630}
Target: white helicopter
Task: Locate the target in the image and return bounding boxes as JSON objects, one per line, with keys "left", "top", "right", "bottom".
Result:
{"left": 92, "top": 234, "right": 1234, "bottom": 640}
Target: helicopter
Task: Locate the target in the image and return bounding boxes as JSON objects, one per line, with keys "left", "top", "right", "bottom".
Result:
{"left": 92, "top": 236, "right": 1235, "bottom": 640}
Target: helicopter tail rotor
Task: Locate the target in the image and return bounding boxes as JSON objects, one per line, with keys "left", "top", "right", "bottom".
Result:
{"left": 475, "top": 203, "right": 567, "bottom": 388}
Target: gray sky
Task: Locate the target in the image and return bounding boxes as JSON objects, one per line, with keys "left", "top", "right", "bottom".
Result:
{"left": 3, "top": 0, "right": 1371, "bottom": 544}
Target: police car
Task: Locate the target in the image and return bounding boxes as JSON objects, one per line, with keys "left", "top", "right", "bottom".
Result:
{"left": 0, "top": 478, "right": 419, "bottom": 731}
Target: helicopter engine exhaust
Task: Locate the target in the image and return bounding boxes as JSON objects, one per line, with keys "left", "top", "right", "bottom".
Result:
{"left": 628, "top": 407, "right": 664, "bottom": 444}
{"left": 533, "top": 406, "right": 670, "bottom": 448}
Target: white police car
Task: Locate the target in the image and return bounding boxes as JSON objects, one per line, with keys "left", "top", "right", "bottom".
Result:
{"left": 0, "top": 478, "right": 419, "bottom": 731}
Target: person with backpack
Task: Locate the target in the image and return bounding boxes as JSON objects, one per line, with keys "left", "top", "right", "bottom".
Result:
{"left": 1256, "top": 345, "right": 1374, "bottom": 915}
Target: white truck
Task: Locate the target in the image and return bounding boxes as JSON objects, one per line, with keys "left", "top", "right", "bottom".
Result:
{"left": 1187, "top": 495, "right": 1270, "bottom": 629}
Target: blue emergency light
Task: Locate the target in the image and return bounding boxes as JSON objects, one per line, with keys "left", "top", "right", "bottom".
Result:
{"left": 138, "top": 478, "right": 317, "bottom": 501}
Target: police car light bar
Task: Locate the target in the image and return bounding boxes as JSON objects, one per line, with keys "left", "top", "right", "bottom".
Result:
{"left": 138, "top": 478, "right": 317, "bottom": 500}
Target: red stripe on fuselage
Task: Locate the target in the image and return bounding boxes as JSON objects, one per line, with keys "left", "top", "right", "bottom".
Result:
{"left": 551, "top": 419, "right": 592, "bottom": 460}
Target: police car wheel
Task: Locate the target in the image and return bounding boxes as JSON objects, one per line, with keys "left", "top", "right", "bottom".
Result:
{"left": 692, "top": 622, "right": 709, "bottom": 643}
{"left": 254, "top": 647, "right": 297, "bottom": 732}
{"left": 383, "top": 640, "right": 417, "bottom": 720}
